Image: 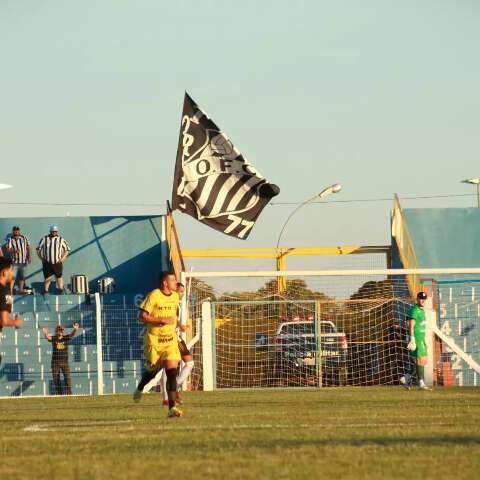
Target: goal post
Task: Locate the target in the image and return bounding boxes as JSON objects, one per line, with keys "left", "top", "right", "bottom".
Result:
{"left": 201, "top": 300, "right": 214, "bottom": 391}
{"left": 185, "top": 268, "right": 480, "bottom": 390}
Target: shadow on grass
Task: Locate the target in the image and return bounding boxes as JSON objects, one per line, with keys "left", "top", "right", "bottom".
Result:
{"left": 165, "top": 435, "right": 480, "bottom": 450}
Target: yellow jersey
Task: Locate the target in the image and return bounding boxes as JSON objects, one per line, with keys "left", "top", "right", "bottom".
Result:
{"left": 140, "top": 289, "right": 180, "bottom": 347}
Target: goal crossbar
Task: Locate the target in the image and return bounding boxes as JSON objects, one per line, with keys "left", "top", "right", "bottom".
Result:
{"left": 182, "top": 268, "right": 480, "bottom": 278}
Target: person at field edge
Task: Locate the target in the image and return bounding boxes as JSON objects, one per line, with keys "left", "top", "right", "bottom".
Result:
{"left": 37, "top": 225, "right": 70, "bottom": 295}
{"left": 7, "top": 225, "right": 32, "bottom": 294}
{"left": 0, "top": 258, "right": 23, "bottom": 365}
{"left": 400, "top": 291, "right": 431, "bottom": 390}
{"left": 144, "top": 282, "right": 195, "bottom": 405}
{"left": 133, "top": 271, "right": 183, "bottom": 418}
{"left": 42, "top": 323, "right": 80, "bottom": 395}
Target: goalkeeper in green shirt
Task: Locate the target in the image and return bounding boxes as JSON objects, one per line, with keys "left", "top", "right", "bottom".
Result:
{"left": 400, "top": 291, "right": 432, "bottom": 390}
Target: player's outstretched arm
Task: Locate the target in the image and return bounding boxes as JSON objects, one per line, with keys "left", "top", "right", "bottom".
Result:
{"left": 1, "top": 311, "right": 23, "bottom": 329}
{"left": 41, "top": 326, "right": 52, "bottom": 341}
{"left": 67, "top": 322, "right": 80, "bottom": 338}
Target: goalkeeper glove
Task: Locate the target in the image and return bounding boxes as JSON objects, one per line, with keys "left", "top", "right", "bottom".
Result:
{"left": 407, "top": 336, "right": 416, "bottom": 351}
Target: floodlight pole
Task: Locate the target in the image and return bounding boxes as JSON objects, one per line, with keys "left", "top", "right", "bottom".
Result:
{"left": 0, "top": 184, "right": 13, "bottom": 213}
{"left": 461, "top": 178, "right": 480, "bottom": 208}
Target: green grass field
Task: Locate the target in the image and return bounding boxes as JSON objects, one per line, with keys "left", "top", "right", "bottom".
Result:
{"left": 1, "top": 387, "right": 480, "bottom": 480}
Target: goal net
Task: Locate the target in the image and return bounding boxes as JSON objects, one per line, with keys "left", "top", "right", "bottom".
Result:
{"left": 3, "top": 269, "right": 480, "bottom": 397}
{"left": 182, "top": 268, "right": 480, "bottom": 390}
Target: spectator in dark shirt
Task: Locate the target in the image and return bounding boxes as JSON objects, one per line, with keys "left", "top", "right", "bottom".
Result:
{"left": 42, "top": 323, "right": 80, "bottom": 395}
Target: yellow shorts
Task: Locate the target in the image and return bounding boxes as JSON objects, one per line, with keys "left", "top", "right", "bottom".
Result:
{"left": 144, "top": 341, "right": 181, "bottom": 371}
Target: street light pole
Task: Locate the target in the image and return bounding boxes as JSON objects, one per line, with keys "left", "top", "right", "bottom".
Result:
{"left": 274, "top": 182, "right": 342, "bottom": 295}
{"left": 461, "top": 178, "right": 480, "bottom": 208}
{"left": 0, "top": 185, "right": 13, "bottom": 228}
{"left": 276, "top": 183, "right": 342, "bottom": 252}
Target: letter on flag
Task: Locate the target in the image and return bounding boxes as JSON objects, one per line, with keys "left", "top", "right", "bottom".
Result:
{"left": 171, "top": 93, "right": 280, "bottom": 239}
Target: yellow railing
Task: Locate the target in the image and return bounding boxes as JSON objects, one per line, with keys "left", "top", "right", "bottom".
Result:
{"left": 183, "top": 245, "right": 391, "bottom": 295}
{"left": 182, "top": 245, "right": 390, "bottom": 258}
{"left": 391, "top": 194, "right": 420, "bottom": 296}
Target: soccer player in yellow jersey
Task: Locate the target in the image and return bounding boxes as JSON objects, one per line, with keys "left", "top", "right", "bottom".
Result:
{"left": 133, "top": 271, "right": 183, "bottom": 417}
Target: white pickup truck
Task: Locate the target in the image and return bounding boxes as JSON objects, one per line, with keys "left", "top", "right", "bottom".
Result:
{"left": 274, "top": 319, "right": 348, "bottom": 385}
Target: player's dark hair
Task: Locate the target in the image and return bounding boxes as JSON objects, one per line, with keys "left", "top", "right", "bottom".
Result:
{"left": 176, "top": 282, "right": 185, "bottom": 288}
{"left": 0, "top": 257, "right": 13, "bottom": 274}
{"left": 159, "top": 271, "right": 176, "bottom": 286}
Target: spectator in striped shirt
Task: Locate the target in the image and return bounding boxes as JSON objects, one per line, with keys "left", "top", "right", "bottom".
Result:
{"left": 7, "top": 226, "right": 32, "bottom": 294}
{"left": 36, "top": 226, "right": 71, "bottom": 295}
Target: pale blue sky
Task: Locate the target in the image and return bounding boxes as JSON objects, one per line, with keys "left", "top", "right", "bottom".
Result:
{"left": 1, "top": 1, "right": 479, "bottom": 257}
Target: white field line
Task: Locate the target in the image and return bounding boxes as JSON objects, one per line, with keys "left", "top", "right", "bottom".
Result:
{"left": 22, "top": 421, "right": 462, "bottom": 433}
{"left": 24, "top": 424, "right": 49, "bottom": 432}
{"left": 23, "top": 419, "right": 133, "bottom": 432}
{"left": 0, "top": 393, "right": 121, "bottom": 400}
{"left": 154, "top": 422, "right": 462, "bottom": 431}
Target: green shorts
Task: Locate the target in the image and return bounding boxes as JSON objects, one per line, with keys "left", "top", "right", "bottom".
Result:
{"left": 414, "top": 337, "right": 427, "bottom": 357}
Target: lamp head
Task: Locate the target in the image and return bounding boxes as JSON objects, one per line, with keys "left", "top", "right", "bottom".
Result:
{"left": 318, "top": 183, "right": 342, "bottom": 198}
{"left": 462, "top": 177, "right": 480, "bottom": 185}
{"left": 0, "top": 184, "right": 13, "bottom": 190}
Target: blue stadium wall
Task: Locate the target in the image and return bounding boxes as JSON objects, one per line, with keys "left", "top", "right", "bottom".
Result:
{"left": 0, "top": 215, "right": 171, "bottom": 397}
{"left": 391, "top": 208, "right": 480, "bottom": 386}
{"left": 0, "top": 216, "right": 170, "bottom": 295}
{"left": 392, "top": 208, "right": 480, "bottom": 268}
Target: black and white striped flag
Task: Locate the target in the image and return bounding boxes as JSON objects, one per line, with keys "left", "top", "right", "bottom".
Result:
{"left": 172, "top": 93, "right": 280, "bottom": 239}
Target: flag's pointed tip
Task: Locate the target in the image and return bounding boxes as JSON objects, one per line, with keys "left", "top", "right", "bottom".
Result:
{"left": 184, "top": 92, "right": 197, "bottom": 109}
